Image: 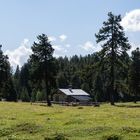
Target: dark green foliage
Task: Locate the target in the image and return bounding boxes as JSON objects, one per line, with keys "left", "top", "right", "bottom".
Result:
{"left": 93, "top": 74, "right": 103, "bottom": 102}
{"left": 0, "top": 45, "right": 10, "bottom": 91}
{"left": 31, "top": 88, "right": 37, "bottom": 102}
{"left": 95, "top": 12, "right": 131, "bottom": 105}
{"left": 3, "top": 78, "right": 17, "bottom": 101}
{"left": 129, "top": 48, "right": 140, "bottom": 103}
{"left": 29, "top": 34, "right": 55, "bottom": 106}
{"left": 20, "top": 87, "right": 30, "bottom": 102}
{"left": 20, "top": 63, "right": 31, "bottom": 98}
{"left": 0, "top": 13, "right": 139, "bottom": 103}
{"left": 0, "top": 45, "right": 17, "bottom": 101}
{"left": 81, "top": 83, "right": 90, "bottom": 93}
{"left": 36, "top": 90, "right": 45, "bottom": 101}
{"left": 54, "top": 51, "right": 138, "bottom": 102}
{"left": 13, "top": 65, "right": 20, "bottom": 99}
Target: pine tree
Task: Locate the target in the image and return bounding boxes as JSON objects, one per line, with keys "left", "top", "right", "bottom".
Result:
{"left": 0, "top": 45, "right": 16, "bottom": 100}
{"left": 95, "top": 12, "right": 131, "bottom": 105}
{"left": 29, "top": 34, "right": 54, "bottom": 106}
{"left": 20, "top": 87, "right": 30, "bottom": 102}
{"left": 0, "top": 45, "right": 9, "bottom": 89}
{"left": 14, "top": 65, "right": 21, "bottom": 99}
{"left": 20, "top": 63, "right": 31, "bottom": 98}
{"left": 3, "top": 77, "right": 17, "bottom": 101}
{"left": 129, "top": 48, "right": 140, "bottom": 103}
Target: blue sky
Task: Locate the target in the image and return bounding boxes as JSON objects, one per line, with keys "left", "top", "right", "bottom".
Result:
{"left": 0, "top": 0, "right": 140, "bottom": 67}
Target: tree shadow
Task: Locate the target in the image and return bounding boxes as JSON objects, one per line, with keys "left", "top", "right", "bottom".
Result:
{"left": 115, "top": 104, "right": 140, "bottom": 108}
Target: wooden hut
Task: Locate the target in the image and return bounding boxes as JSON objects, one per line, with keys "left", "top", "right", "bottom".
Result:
{"left": 53, "top": 88, "right": 91, "bottom": 103}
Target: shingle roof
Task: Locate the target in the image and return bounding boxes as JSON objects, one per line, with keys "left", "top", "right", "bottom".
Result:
{"left": 59, "top": 89, "right": 89, "bottom": 96}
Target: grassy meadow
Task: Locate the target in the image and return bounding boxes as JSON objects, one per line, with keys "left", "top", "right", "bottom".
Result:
{"left": 0, "top": 102, "right": 140, "bottom": 140}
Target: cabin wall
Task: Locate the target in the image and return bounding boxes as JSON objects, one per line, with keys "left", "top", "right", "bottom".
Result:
{"left": 67, "top": 96, "right": 77, "bottom": 102}
{"left": 53, "top": 93, "right": 67, "bottom": 102}
{"left": 53, "top": 94, "right": 77, "bottom": 102}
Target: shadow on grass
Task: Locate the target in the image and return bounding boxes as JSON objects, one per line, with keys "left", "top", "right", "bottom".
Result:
{"left": 31, "top": 103, "right": 54, "bottom": 107}
{"left": 44, "top": 133, "right": 69, "bottom": 140}
{"left": 115, "top": 104, "right": 140, "bottom": 108}
{"left": 102, "top": 134, "right": 122, "bottom": 140}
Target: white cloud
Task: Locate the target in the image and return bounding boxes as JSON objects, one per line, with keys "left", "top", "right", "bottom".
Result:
{"left": 65, "top": 44, "right": 71, "bottom": 48}
{"left": 4, "top": 35, "right": 70, "bottom": 68}
{"left": 4, "top": 39, "right": 32, "bottom": 68}
{"left": 121, "top": 9, "right": 140, "bottom": 31}
{"left": 79, "top": 41, "right": 102, "bottom": 54}
{"left": 53, "top": 45, "right": 68, "bottom": 53}
{"left": 80, "top": 41, "right": 94, "bottom": 51}
{"left": 48, "top": 36, "right": 56, "bottom": 42}
{"left": 53, "top": 45, "right": 63, "bottom": 51}
{"left": 80, "top": 41, "right": 101, "bottom": 52}
{"left": 80, "top": 41, "right": 140, "bottom": 56}
{"left": 59, "top": 34, "right": 67, "bottom": 42}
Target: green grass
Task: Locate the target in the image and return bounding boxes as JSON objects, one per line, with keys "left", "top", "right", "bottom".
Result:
{"left": 0, "top": 102, "right": 140, "bottom": 140}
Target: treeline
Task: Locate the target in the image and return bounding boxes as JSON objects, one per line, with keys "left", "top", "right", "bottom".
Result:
{"left": 0, "top": 12, "right": 140, "bottom": 106}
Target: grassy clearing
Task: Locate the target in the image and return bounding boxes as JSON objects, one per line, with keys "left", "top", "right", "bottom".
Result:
{"left": 0, "top": 102, "right": 140, "bottom": 140}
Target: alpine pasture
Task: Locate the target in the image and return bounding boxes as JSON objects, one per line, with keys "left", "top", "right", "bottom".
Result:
{"left": 0, "top": 102, "right": 140, "bottom": 140}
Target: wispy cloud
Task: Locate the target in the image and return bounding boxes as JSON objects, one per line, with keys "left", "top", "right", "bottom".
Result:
{"left": 81, "top": 41, "right": 94, "bottom": 51}
{"left": 53, "top": 45, "right": 64, "bottom": 51}
{"left": 59, "top": 34, "right": 67, "bottom": 42}
{"left": 80, "top": 41, "right": 101, "bottom": 52}
{"left": 48, "top": 36, "right": 56, "bottom": 42}
{"left": 121, "top": 9, "right": 140, "bottom": 32}
{"left": 53, "top": 45, "right": 68, "bottom": 55}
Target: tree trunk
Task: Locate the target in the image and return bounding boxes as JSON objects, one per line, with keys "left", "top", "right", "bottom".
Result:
{"left": 46, "top": 91, "right": 51, "bottom": 106}
{"left": 45, "top": 70, "right": 52, "bottom": 106}
{"left": 45, "top": 62, "right": 52, "bottom": 107}
{"left": 134, "top": 93, "right": 137, "bottom": 103}
{"left": 134, "top": 100, "right": 137, "bottom": 104}
{"left": 45, "top": 80, "right": 52, "bottom": 106}
{"left": 110, "top": 64, "right": 115, "bottom": 105}
{"left": 110, "top": 43, "right": 115, "bottom": 105}
{"left": 110, "top": 89, "right": 115, "bottom": 105}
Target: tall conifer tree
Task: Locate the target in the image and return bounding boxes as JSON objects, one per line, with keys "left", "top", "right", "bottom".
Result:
{"left": 95, "top": 12, "right": 131, "bottom": 105}
{"left": 29, "top": 34, "right": 54, "bottom": 106}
